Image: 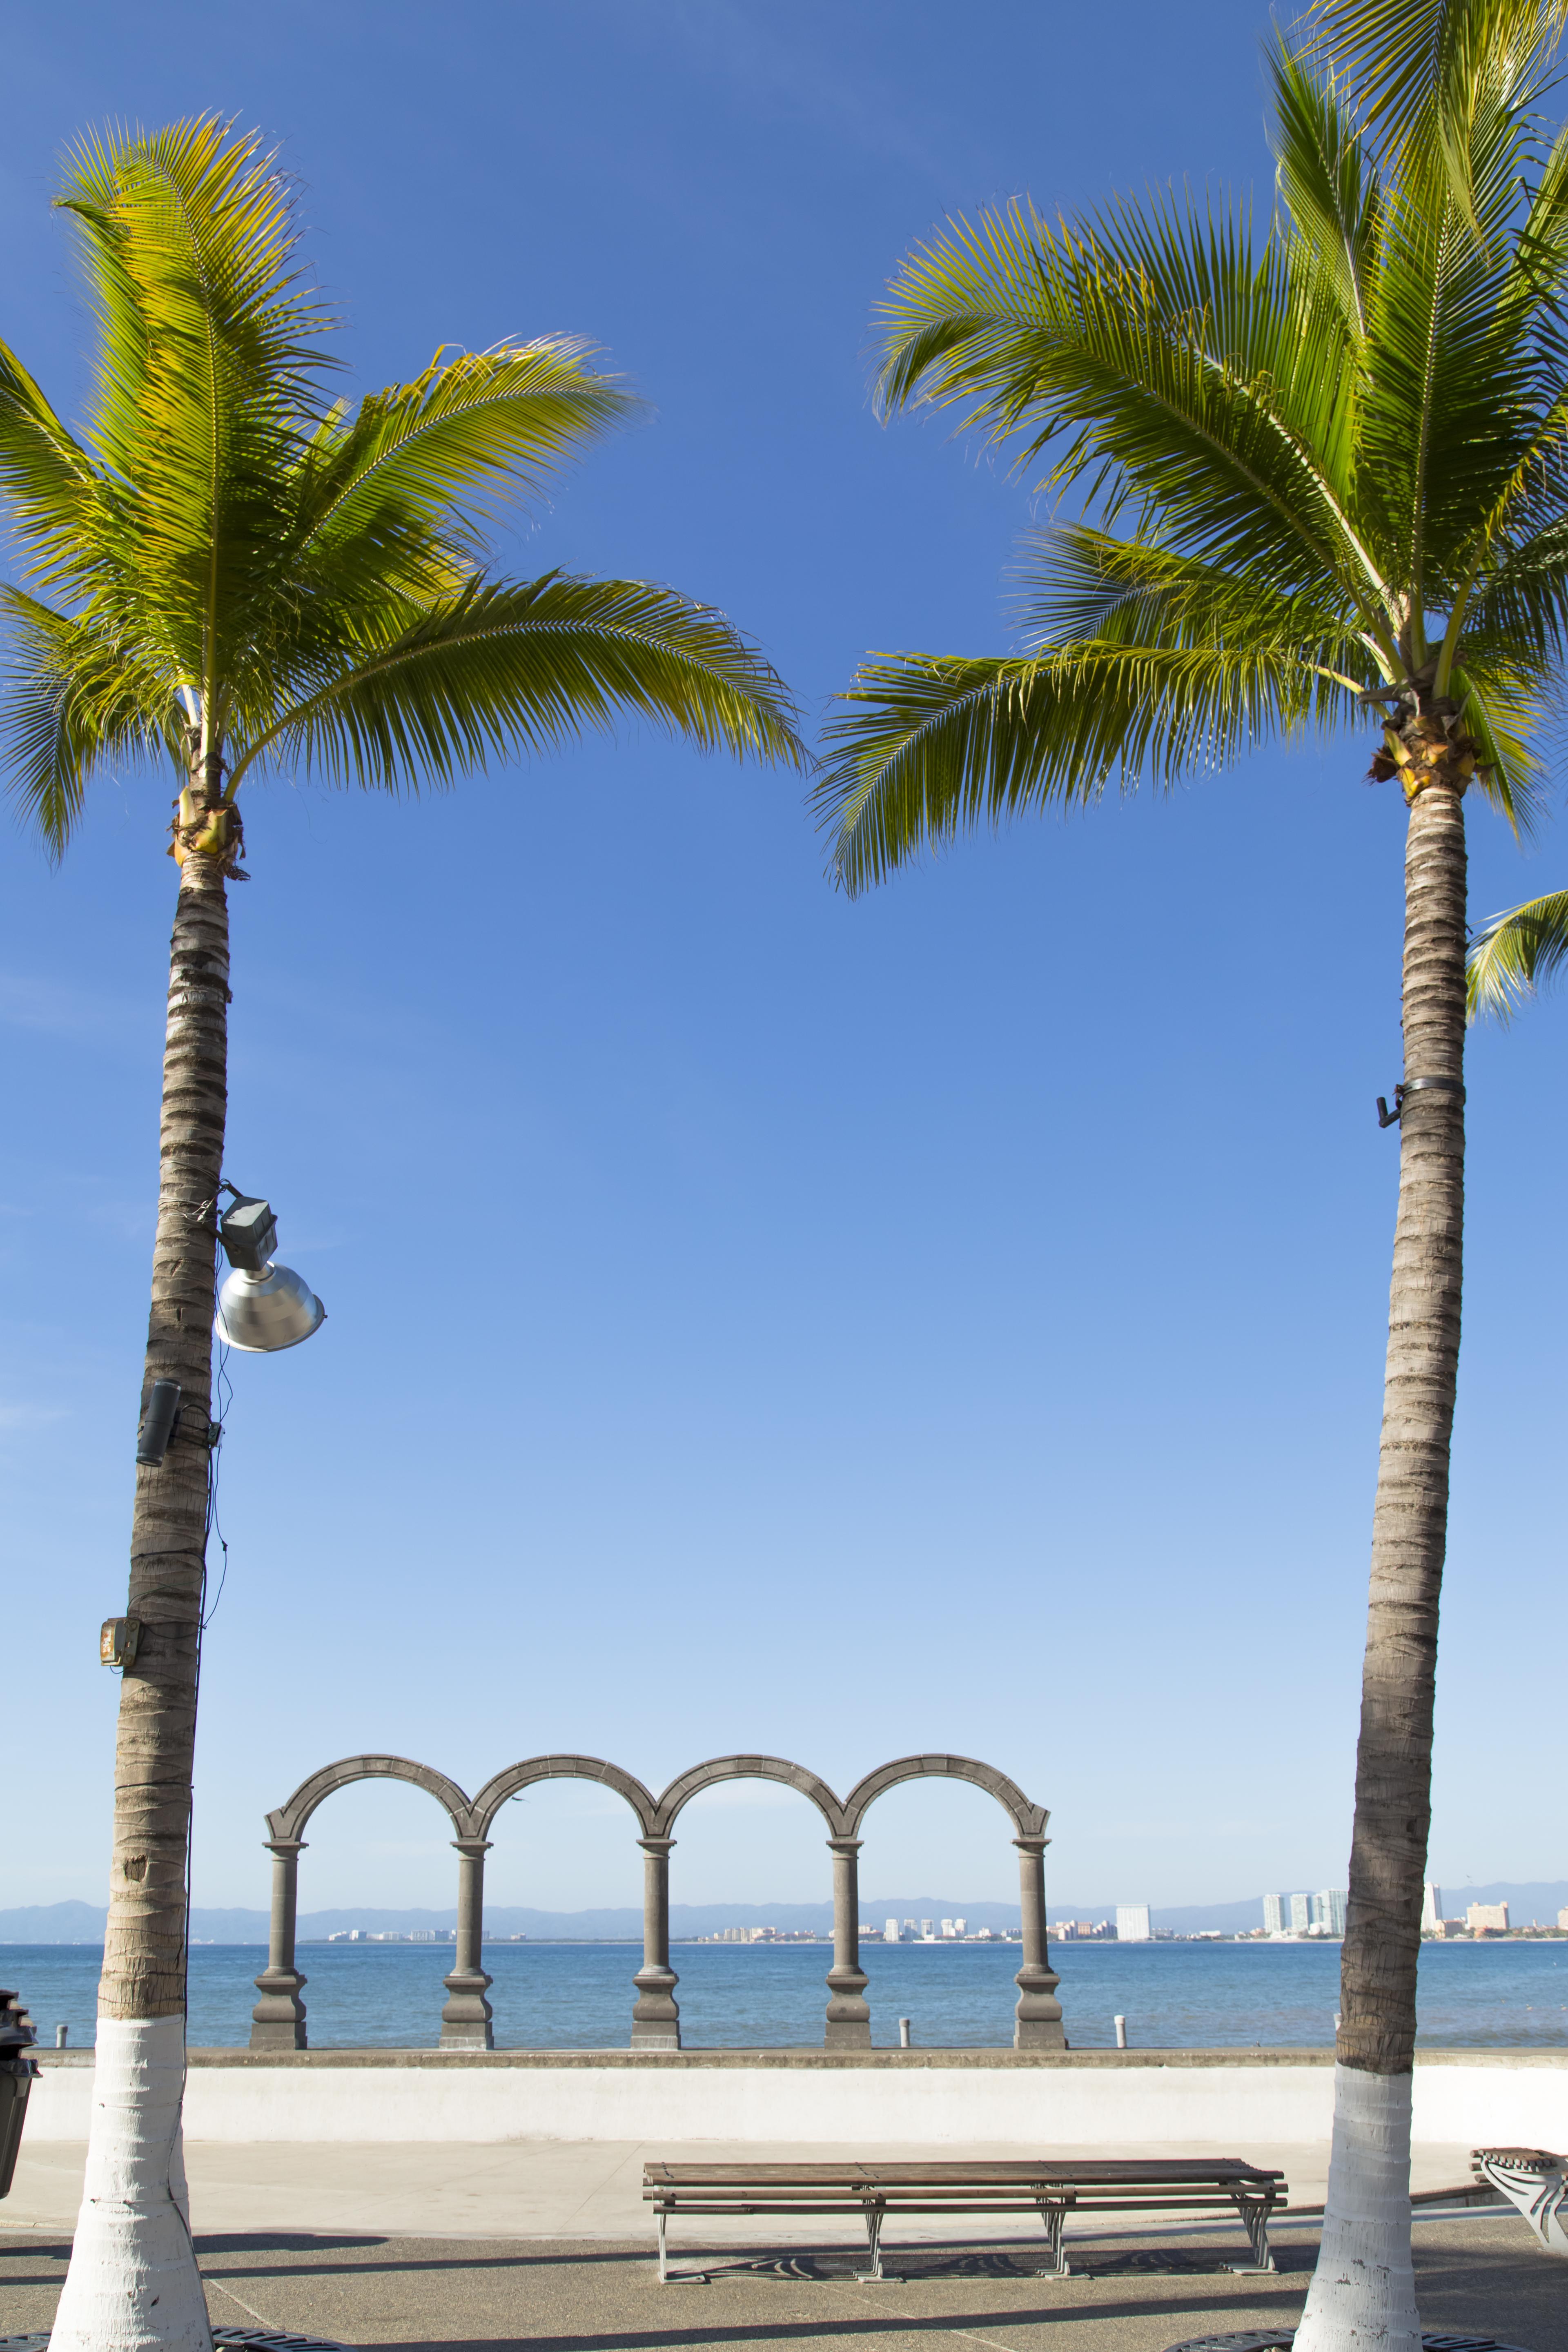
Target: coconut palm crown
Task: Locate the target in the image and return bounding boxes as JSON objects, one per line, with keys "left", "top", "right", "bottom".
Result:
{"left": 2, "top": 119, "right": 800, "bottom": 861}
{"left": 821, "top": 6, "right": 1568, "bottom": 880}
{"left": 819, "top": 5, "right": 1568, "bottom": 2349}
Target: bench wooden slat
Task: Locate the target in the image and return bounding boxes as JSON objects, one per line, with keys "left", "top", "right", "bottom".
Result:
{"left": 644, "top": 2183, "right": 1297, "bottom": 2201}
{"left": 644, "top": 2159, "right": 1281, "bottom": 2186}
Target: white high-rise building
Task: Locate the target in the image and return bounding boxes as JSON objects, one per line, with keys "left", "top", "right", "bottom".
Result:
{"left": 884, "top": 1918, "right": 900, "bottom": 1943}
{"left": 1263, "top": 1894, "right": 1289, "bottom": 1934}
{"left": 1421, "top": 1884, "right": 1442, "bottom": 1932}
{"left": 1312, "top": 1889, "right": 1348, "bottom": 1935}
{"left": 940, "top": 1919, "right": 956, "bottom": 1938}
{"left": 1289, "top": 1892, "right": 1312, "bottom": 1934}
{"left": 1115, "top": 1904, "right": 1152, "bottom": 1942}
{"left": 953, "top": 1917, "right": 967, "bottom": 1936}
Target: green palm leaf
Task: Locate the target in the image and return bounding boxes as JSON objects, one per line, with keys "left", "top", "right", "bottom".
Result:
{"left": 1467, "top": 883, "right": 1568, "bottom": 1010}
{"left": 232, "top": 573, "right": 804, "bottom": 791}
{"left": 0, "top": 588, "right": 176, "bottom": 856}
{"left": 818, "top": 634, "right": 1345, "bottom": 893}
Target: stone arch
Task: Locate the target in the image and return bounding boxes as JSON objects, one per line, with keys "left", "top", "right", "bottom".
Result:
{"left": 842, "top": 1753, "right": 1049, "bottom": 1840}
{"left": 265, "top": 1754, "right": 478, "bottom": 1845}
{"left": 651, "top": 1754, "right": 851, "bottom": 1838}
{"left": 472, "top": 1754, "right": 658, "bottom": 1840}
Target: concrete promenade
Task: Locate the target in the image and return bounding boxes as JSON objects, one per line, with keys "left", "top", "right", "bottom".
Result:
{"left": 7, "top": 2048, "right": 1561, "bottom": 2352}
{"left": 2, "top": 2134, "right": 1479, "bottom": 2241}
{"left": 4, "top": 2214, "right": 1563, "bottom": 2352}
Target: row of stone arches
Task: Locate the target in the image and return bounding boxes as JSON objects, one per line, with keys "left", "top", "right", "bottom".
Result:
{"left": 249, "top": 1750, "right": 1065, "bottom": 2052}
{"left": 265, "top": 1747, "right": 1049, "bottom": 1845}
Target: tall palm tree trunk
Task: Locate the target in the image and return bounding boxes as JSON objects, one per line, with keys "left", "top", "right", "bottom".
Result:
{"left": 51, "top": 814, "right": 229, "bottom": 2352}
{"left": 1297, "top": 736, "right": 1467, "bottom": 2352}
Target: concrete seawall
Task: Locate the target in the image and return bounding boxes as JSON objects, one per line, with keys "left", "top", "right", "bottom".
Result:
{"left": 27, "top": 2047, "right": 1568, "bottom": 2147}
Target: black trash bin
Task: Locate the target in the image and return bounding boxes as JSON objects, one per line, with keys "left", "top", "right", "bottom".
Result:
{"left": 0, "top": 1990, "right": 40, "bottom": 2197}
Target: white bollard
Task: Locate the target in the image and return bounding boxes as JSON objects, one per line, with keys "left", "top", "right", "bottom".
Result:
{"left": 898, "top": 2017, "right": 912, "bottom": 2048}
{"left": 1114, "top": 2014, "right": 1127, "bottom": 2049}
{"left": 55, "top": 2024, "right": 69, "bottom": 2049}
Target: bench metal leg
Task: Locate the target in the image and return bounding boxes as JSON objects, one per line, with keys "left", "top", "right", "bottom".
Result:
{"left": 657, "top": 2207, "right": 668, "bottom": 2283}
{"left": 1035, "top": 2197, "right": 1071, "bottom": 2276}
{"left": 857, "top": 2198, "right": 886, "bottom": 2281}
{"left": 1224, "top": 2192, "right": 1276, "bottom": 2273}
{"left": 1475, "top": 2152, "right": 1568, "bottom": 2254}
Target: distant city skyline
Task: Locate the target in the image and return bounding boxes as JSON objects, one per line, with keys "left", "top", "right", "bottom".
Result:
{"left": 8, "top": 1876, "right": 1568, "bottom": 1947}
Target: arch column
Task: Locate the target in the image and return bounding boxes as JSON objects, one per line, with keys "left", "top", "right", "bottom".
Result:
{"left": 251, "top": 1839, "right": 309, "bottom": 2049}
{"left": 824, "top": 1837, "right": 871, "bottom": 2047}
{"left": 1012, "top": 1835, "right": 1066, "bottom": 2048}
{"left": 441, "top": 1838, "right": 494, "bottom": 2049}
{"left": 631, "top": 1836, "right": 681, "bottom": 2048}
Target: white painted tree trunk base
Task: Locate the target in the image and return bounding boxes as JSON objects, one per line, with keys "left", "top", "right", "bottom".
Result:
{"left": 48, "top": 2016, "right": 213, "bottom": 2352}
{"left": 1294, "top": 2064, "right": 1420, "bottom": 2352}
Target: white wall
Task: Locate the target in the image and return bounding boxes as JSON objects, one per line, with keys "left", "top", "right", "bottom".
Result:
{"left": 25, "top": 2055, "right": 1568, "bottom": 2149}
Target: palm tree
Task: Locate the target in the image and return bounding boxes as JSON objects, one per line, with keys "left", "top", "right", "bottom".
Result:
{"left": 817, "top": 4, "right": 1568, "bottom": 2343}
{"left": 1469, "top": 887, "right": 1568, "bottom": 1010}
{"left": 2, "top": 120, "right": 800, "bottom": 2352}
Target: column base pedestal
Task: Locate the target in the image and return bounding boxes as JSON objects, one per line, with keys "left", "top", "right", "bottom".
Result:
{"left": 250, "top": 1969, "right": 307, "bottom": 2051}
{"left": 1014, "top": 1962, "right": 1067, "bottom": 2049}
{"left": 631, "top": 1964, "right": 682, "bottom": 2050}
{"left": 825, "top": 1959, "right": 871, "bottom": 2049}
{"left": 824, "top": 2015, "right": 873, "bottom": 2048}
{"left": 441, "top": 1966, "right": 494, "bottom": 2051}
{"left": 248, "top": 2018, "right": 308, "bottom": 2050}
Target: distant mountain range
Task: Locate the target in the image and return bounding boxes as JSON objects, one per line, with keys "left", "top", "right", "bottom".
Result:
{"left": 5, "top": 1882, "right": 1563, "bottom": 1944}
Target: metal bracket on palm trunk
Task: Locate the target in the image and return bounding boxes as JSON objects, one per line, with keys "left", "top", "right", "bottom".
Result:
{"left": 1377, "top": 1076, "right": 1466, "bottom": 1127}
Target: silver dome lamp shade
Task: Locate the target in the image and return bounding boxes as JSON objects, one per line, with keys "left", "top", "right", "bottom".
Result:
{"left": 214, "top": 1189, "right": 326, "bottom": 1354}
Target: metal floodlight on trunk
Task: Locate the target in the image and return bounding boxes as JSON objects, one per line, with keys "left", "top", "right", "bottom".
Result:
{"left": 216, "top": 1192, "right": 277, "bottom": 1272}
{"left": 215, "top": 1187, "right": 326, "bottom": 1354}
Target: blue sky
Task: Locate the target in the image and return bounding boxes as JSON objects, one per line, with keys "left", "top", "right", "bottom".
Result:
{"left": 2, "top": 0, "right": 1564, "bottom": 1929}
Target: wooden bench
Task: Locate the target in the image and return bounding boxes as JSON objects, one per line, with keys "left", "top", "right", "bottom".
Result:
{"left": 642, "top": 2157, "right": 1288, "bottom": 2282}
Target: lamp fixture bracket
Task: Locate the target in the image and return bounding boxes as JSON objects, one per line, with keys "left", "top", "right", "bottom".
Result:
{"left": 1376, "top": 1077, "right": 1466, "bottom": 1129}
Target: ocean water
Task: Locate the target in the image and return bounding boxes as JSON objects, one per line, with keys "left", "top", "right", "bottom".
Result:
{"left": 4, "top": 1936, "right": 1567, "bottom": 2052}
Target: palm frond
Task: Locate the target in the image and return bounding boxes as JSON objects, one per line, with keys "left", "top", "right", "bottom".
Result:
{"left": 1021, "top": 521, "right": 1371, "bottom": 673}
{"left": 227, "top": 572, "right": 805, "bottom": 791}
{"left": 292, "top": 341, "right": 640, "bottom": 564}
{"left": 56, "top": 118, "right": 335, "bottom": 690}
{"left": 872, "top": 197, "right": 1390, "bottom": 630}
{"left": 1312, "top": 0, "right": 1568, "bottom": 232}
{"left": 0, "top": 588, "right": 178, "bottom": 855}
{"left": 816, "top": 635, "right": 1345, "bottom": 894}
{"left": 1447, "top": 655, "right": 1544, "bottom": 828}
{"left": 1269, "top": 35, "right": 1379, "bottom": 340}
{"left": 1354, "top": 40, "right": 1556, "bottom": 588}
{"left": 1466, "top": 882, "right": 1568, "bottom": 1011}
{"left": 0, "top": 341, "right": 102, "bottom": 581}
